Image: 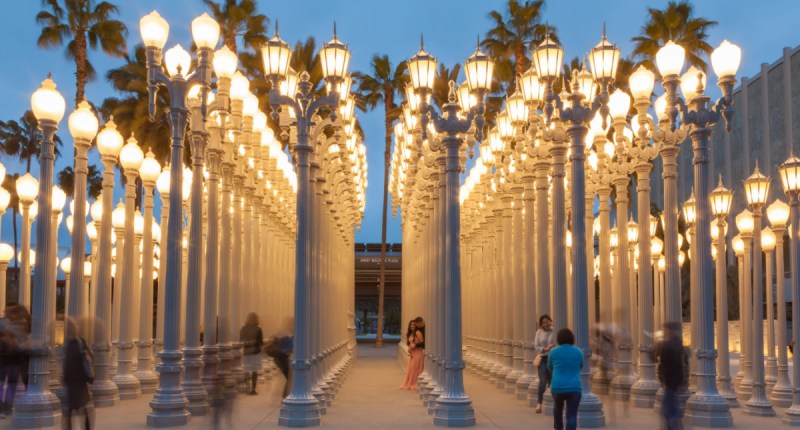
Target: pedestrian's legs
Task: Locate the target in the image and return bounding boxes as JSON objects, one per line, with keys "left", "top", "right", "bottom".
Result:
{"left": 553, "top": 393, "right": 566, "bottom": 430}
{"left": 537, "top": 356, "right": 548, "bottom": 406}
{"left": 565, "top": 392, "right": 582, "bottom": 430}
{"left": 61, "top": 408, "right": 72, "bottom": 430}
{"left": 662, "top": 388, "right": 683, "bottom": 430}
{"left": 250, "top": 372, "right": 258, "bottom": 394}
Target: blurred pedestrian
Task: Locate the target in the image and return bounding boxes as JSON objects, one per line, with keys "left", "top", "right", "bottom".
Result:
{"left": 240, "top": 312, "right": 264, "bottom": 395}
{"left": 658, "top": 321, "right": 686, "bottom": 430}
{"left": 534, "top": 314, "right": 555, "bottom": 413}
{"left": 62, "top": 318, "right": 94, "bottom": 430}
{"left": 547, "top": 328, "right": 583, "bottom": 430}
{"left": 399, "top": 320, "right": 424, "bottom": 390}
{"left": 265, "top": 317, "right": 294, "bottom": 398}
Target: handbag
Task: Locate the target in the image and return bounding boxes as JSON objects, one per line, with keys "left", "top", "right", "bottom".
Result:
{"left": 533, "top": 354, "right": 542, "bottom": 368}
{"left": 79, "top": 338, "right": 95, "bottom": 384}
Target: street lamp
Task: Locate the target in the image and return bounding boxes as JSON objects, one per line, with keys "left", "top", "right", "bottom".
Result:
{"left": 742, "top": 164, "right": 775, "bottom": 416}
{"left": 766, "top": 198, "right": 792, "bottom": 406}
{"left": 15, "top": 172, "right": 38, "bottom": 308}
{"left": 13, "top": 75, "right": 65, "bottom": 428}
{"left": 93, "top": 118, "right": 124, "bottom": 406}
{"left": 761, "top": 226, "right": 778, "bottom": 392}
{"left": 709, "top": 177, "right": 736, "bottom": 406}
{"left": 0, "top": 243, "right": 12, "bottom": 312}
{"left": 141, "top": 10, "right": 219, "bottom": 425}
{"left": 779, "top": 154, "right": 800, "bottom": 423}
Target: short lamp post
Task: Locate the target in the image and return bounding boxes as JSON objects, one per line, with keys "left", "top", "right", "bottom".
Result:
{"left": 743, "top": 165, "right": 775, "bottom": 417}
{"left": 778, "top": 154, "right": 800, "bottom": 424}
{"left": 15, "top": 173, "right": 38, "bottom": 308}
{"left": 766, "top": 198, "right": 792, "bottom": 406}
{"left": 709, "top": 178, "right": 737, "bottom": 406}
{"left": 140, "top": 10, "right": 219, "bottom": 426}
{"left": 13, "top": 75, "right": 66, "bottom": 428}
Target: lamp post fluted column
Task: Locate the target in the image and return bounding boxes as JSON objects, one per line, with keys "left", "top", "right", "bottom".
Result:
{"left": 135, "top": 153, "right": 159, "bottom": 393}
{"left": 201, "top": 126, "right": 223, "bottom": 392}
{"left": 769, "top": 202, "right": 792, "bottom": 406}
{"left": 779, "top": 154, "right": 800, "bottom": 424}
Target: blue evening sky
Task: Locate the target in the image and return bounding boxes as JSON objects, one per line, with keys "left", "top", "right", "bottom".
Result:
{"left": 0, "top": 0, "right": 798, "bottom": 254}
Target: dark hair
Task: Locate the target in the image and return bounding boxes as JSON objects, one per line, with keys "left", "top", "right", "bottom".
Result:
{"left": 664, "top": 321, "right": 682, "bottom": 334}
{"left": 406, "top": 320, "right": 416, "bottom": 346}
{"left": 556, "top": 328, "right": 575, "bottom": 345}
{"left": 539, "top": 314, "right": 552, "bottom": 327}
{"left": 414, "top": 316, "right": 424, "bottom": 324}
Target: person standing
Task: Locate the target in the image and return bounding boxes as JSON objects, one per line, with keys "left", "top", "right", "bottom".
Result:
{"left": 240, "top": 312, "right": 264, "bottom": 395}
{"left": 547, "top": 328, "right": 583, "bottom": 430}
{"left": 400, "top": 320, "right": 424, "bottom": 390}
{"left": 658, "top": 321, "right": 686, "bottom": 430}
{"left": 534, "top": 314, "right": 555, "bottom": 413}
{"left": 62, "top": 318, "right": 94, "bottom": 430}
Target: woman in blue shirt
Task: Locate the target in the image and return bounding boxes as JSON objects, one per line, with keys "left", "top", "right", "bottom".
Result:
{"left": 547, "top": 328, "right": 583, "bottom": 430}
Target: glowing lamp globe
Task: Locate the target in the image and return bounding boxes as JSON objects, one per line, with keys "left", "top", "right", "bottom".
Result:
{"left": 0, "top": 244, "right": 13, "bottom": 264}
{"left": 506, "top": 90, "right": 528, "bottom": 124}
{"left": 464, "top": 47, "right": 494, "bottom": 91}
{"left": 651, "top": 237, "right": 663, "bottom": 255}
{"left": 52, "top": 186, "right": 67, "bottom": 214}
{"left": 140, "top": 11, "right": 169, "bottom": 49}
{"left": 533, "top": 35, "right": 563, "bottom": 79}
{"left": 16, "top": 173, "right": 39, "bottom": 204}
{"left": 761, "top": 227, "right": 777, "bottom": 252}
{"left": 84, "top": 261, "right": 92, "bottom": 277}
{"left": 650, "top": 215, "right": 660, "bottom": 237}
{"left": 156, "top": 167, "right": 171, "bottom": 196}
{"left": 31, "top": 76, "right": 66, "bottom": 123}
{"left": 767, "top": 199, "right": 790, "bottom": 228}
{"left": 86, "top": 221, "right": 98, "bottom": 241}
{"left": 165, "top": 44, "right": 191, "bottom": 77}
{"left": 608, "top": 89, "right": 630, "bottom": 121}
{"left": 134, "top": 211, "right": 145, "bottom": 236}
{"left": 213, "top": 46, "right": 238, "bottom": 79}
{"left": 744, "top": 165, "right": 770, "bottom": 207}
{"left": 60, "top": 257, "right": 71, "bottom": 274}
{"left": 520, "top": 67, "right": 543, "bottom": 104}
{"left": 682, "top": 193, "right": 696, "bottom": 225}
{"left": 90, "top": 200, "right": 103, "bottom": 222}
{"left": 656, "top": 40, "right": 685, "bottom": 77}
{"left": 112, "top": 202, "right": 126, "bottom": 229}
{"left": 97, "top": 119, "right": 124, "bottom": 157}
{"left": 191, "top": 12, "right": 220, "bottom": 50}
{"left": 457, "top": 82, "right": 476, "bottom": 112}
{"left": 230, "top": 72, "right": 249, "bottom": 102}
{"left": 408, "top": 46, "right": 436, "bottom": 91}
{"left": 711, "top": 40, "right": 742, "bottom": 79}
{"left": 588, "top": 34, "right": 620, "bottom": 81}
{"left": 253, "top": 111, "right": 267, "bottom": 133}
{"left": 735, "top": 209, "right": 754, "bottom": 235}
{"left": 732, "top": 235, "right": 744, "bottom": 255}
{"left": 261, "top": 32, "right": 291, "bottom": 80}
{"left": 68, "top": 100, "right": 99, "bottom": 140}
{"left": 627, "top": 219, "right": 638, "bottom": 244}
{"left": 658, "top": 256, "right": 666, "bottom": 272}
{"left": 139, "top": 150, "right": 162, "bottom": 183}
{"left": 709, "top": 178, "right": 733, "bottom": 217}
{"left": 0, "top": 189, "right": 10, "bottom": 213}
{"left": 779, "top": 154, "right": 800, "bottom": 194}
{"left": 319, "top": 31, "right": 351, "bottom": 81}
{"left": 629, "top": 65, "right": 655, "bottom": 100}
{"left": 120, "top": 136, "right": 144, "bottom": 171}
{"left": 680, "top": 66, "right": 707, "bottom": 102}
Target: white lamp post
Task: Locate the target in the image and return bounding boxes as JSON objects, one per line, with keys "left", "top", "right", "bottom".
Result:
{"left": 0, "top": 243, "right": 12, "bottom": 312}
{"left": 767, "top": 199, "right": 792, "bottom": 406}
{"left": 12, "top": 75, "right": 66, "bottom": 428}
{"left": 15, "top": 173, "right": 38, "bottom": 308}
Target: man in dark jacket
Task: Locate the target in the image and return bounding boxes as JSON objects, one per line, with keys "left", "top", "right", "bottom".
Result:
{"left": 658, "top": 321, "right": 686, "bottom": 430}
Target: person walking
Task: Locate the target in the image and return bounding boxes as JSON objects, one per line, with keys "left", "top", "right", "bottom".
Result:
{"left": 534, "top": 314, "right": 555, "bottom": 413}
{"left": 400, "top": 320, "right": 424, "bottom": 390}
{"left": 62, "top": 318, "right": 94, "bottom": 430}
{"left": 240, "top": 312, "right": 264, "bottom": 395}
{"left": 658, "top": 321, "right": 687, "bottom": 430}
{"left": 547, "top": 328, "right": 583, "bottom": 430}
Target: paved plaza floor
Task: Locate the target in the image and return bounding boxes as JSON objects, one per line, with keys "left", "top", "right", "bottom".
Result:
{"left": 0, "top": 346, "right": 793, "bottom": 429}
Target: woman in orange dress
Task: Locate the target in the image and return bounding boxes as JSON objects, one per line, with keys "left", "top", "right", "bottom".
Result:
{"left": 400, "top": 320, "right": 425, "bottom": 390}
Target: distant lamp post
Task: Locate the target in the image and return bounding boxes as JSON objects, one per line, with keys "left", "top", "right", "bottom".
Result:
{"left": 761, "top": 226, "right": 778, "bottom": 392}
{"left": 15, "top": 173, "right": 38, "bottom": 308}
{"left": 778, "top": 154, "right": 800, "bottom": 424}
{"left": 766, "top": 198, "right": 792, "bottom": 406}
{"left": 709, "top": 178, "right": 737, "bottom": 406}
{"left": 0, "top": 243, "right": 12, "bottom": 312}
{"left": 742, "top": 165, "right": 775, "bottom": 416}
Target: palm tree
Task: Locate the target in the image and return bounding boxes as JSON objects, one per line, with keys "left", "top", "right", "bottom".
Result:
{"left": 482, "top": 0, "right": 554, "bottom": 82}
{"left": 432, "top": 63, "right": 461, "bottom": 109}
{"left": 36, "top": 0, "right": 128, "bottom": 106}
{"left": 290, "top": 37, "right": 325, "bottom": 96}
{"left": 631, "top": 0, "right": 717, "bottom": 73}
{"left": 57, "top": 164, "right": 103, "bottom": 200}
{"left": 0, "top": 110, "right": 63, "bottom": 172}
{"left": 352, "top": 54, "right": 408, "bottom": 347}
{"left": 101, "top": 45, "right": 172, "bottom": 164}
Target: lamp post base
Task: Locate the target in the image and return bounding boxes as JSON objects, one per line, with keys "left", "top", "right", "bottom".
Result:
{"left": 783, "top": 404, "right": 800, "bottom": 425}
{"left": 685, "top": 394, "right": 733, "bottom": 427}
{"left": 182, "top": 346, "right": 208, "bottom": 416}
{"left": 90, "top": 378, "right": 120, "bottom": 407}
{"left": 576, "top": 392, "right": 605, "bottom": 428}
{"left": 433, "top": 396, "right": 476, "bottom": 428}
{"left": 278, "top": 398, "right": 322, "bottom": 428}
{"left": 12, "top": 390, "right": 60, "bottom": 428}
{"left": 147, "top": 350, "right": 190, "bottom": 428}
{"left": 769, "top": 384, "right": 793, "bottom": 408}
{"left": 515, "top": 373, "right": 534, "bottom": 401}
{"left": 630, "top": 378, "right": 660, "bottom": 408}
{"left": 743, "top": 395, "right": 776, "bottom": 417}
{"left": 112, "top": 373, "right": 142, "bottom": 400}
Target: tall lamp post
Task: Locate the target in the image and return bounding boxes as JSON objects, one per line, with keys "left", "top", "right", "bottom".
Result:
{"left": 0, "top": 244, "right": 11, "bottom": 311}
{"left": 12, "top": 75, "right": 66, "bottom": 428}
{"left": 742, "top": 165, "right": 776, "bottom": 416}
{"left": 766, "top": 199, "right": 792, "bottom": 406}
{"left": 140, "top": 10, "right": 219, "bottom": 426}
{"left": 709, "top": 178, "right": 737, "bottom": 407}
{"left": 262, "top": 26, "right": 350, "bottom": 427}
{"left": 778, "top": 154, "right": 800, "bottom": 424}
{"left": 15, "top": 173, "right": 38, "bottom": 308}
